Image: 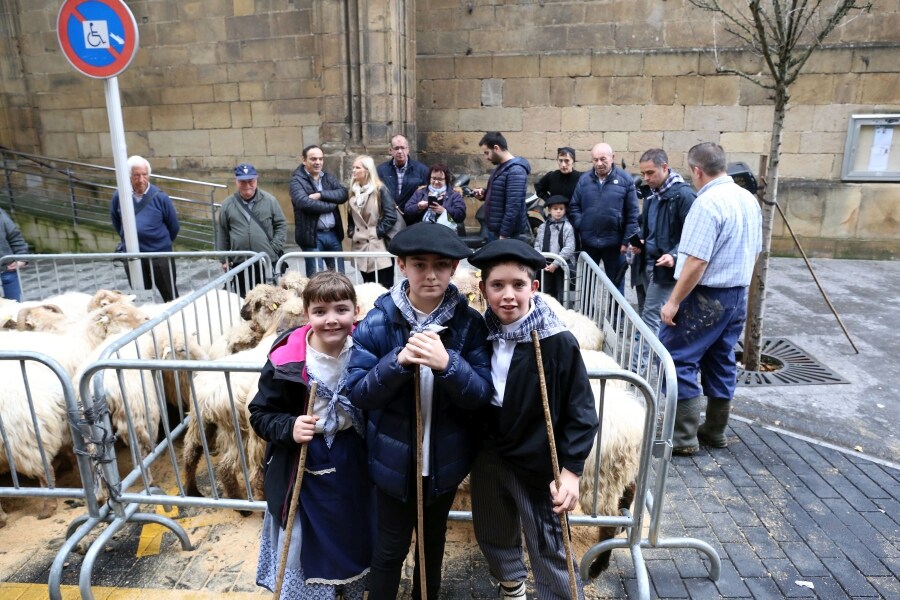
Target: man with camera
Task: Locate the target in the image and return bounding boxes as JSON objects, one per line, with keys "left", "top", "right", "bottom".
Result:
{"left": 472, "top": 131, "right": 531, "bottom": 242}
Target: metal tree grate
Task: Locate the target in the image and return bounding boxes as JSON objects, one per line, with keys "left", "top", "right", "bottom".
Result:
{"left": 735, "top": 338, "right": 848, "bottom": 387}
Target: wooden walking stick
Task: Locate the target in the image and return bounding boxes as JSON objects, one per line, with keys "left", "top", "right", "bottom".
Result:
{"left": 273, "top": 381, "right": 317, "bottom": 600}
{"left": 532, "top": 330, "right": 578, "bottom": 600}
{"left": 414, "top": 368, "right": 428, "bottom": 600}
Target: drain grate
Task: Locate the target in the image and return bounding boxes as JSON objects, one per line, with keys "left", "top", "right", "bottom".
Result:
{"left": 735, "top": 338, "right": 848, "bottom": 387}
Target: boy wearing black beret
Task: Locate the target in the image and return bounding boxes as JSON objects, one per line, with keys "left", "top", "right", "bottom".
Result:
{"left": 346, "top": 223, "right": 493, "bottom": 600}
{"left": 468, "top": 239, "right": 598, "bottom": 600}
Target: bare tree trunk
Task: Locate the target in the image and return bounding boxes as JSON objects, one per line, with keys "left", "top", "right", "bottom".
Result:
{"left": 742, "top": 90, "right": 786, "bottom": 370}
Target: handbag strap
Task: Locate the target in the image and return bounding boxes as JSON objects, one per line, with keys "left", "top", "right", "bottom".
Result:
{"left": 234, "top": 195, "right": 274, "bottom": 245}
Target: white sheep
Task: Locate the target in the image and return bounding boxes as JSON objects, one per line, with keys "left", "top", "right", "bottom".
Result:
{"left": 0, "top": 358, "right": 71, "bottom": 526}
{"left": 15, "top": 304, "right": 71, "bottom": 332}
{"left": 0, "top": 301, "right": 151, "bottom": 378}
{"left": 539, "top": 293, "right": 604, "bottom": 351}
{"left": 183, "top": 335, "right": 274, "bottom": 503}
{"left": 354, "top": 282, "right": 388, "bottom": 316}
{"left": 207, "top": 284, "right": 296, "bottom": 359}
{"left": 278, "top": 271, "right": 308, "bottom": 296}
{"left": 578, "top": 349, "right": 645, "bottom": 578}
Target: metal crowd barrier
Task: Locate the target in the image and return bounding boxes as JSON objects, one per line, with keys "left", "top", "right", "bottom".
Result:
{"left": 0, "top": 351, "right": 101, "bottom": 523}
{"left": 567, "top": 252, "right": 721, "bottom": 596}
{"left": 3, "top": 251, "right": 270, "bottom": 303}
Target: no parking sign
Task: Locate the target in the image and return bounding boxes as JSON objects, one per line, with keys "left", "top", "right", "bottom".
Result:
{"left": 57, "top": 0, "right": 139, "bottom": 79}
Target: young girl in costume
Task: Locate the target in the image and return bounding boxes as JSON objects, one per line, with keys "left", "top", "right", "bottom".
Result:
{"left": 249, "top": 270, "right": 372, "bottom": 599}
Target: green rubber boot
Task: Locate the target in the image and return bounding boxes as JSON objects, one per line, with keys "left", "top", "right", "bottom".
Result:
{"left": 672, "top": 396, "right": 702, "bottom": 456}
{"left": 698, "top": 397, "right": 731, "bottom": 448}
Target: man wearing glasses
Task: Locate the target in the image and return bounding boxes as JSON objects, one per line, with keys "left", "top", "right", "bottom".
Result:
{"left": 377, "top": 134, "right": 430, "bottom": 213}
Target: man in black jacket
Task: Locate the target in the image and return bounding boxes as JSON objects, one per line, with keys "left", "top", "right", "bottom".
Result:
{"left": 631, "top": 149, "right": 696, "bottom": 370}
{"left": 472, "top": 132, "right": 531, "bottom": 242}
{"left": 376, "top": 134, "right": 429, "bottom": 213}
{"left": 289, "top": 144, "right": 349, "bottom": 275}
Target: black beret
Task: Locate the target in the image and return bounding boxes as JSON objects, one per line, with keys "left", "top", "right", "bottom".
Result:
{"left": 469, "top": 239, "right": 546, "bottom": 271}
{"left": 387, "top": 222, "right": 472, "bottom": 259}
{"left": 545, "top": 194, "right": 569, "bottom": 207}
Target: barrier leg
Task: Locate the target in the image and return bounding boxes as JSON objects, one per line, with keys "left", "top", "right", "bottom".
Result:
{"left": 653, "top": 537, "right": 722, "bottom": 581}
{"left": 128, "top": 511, "right": 193, "bottom": 551}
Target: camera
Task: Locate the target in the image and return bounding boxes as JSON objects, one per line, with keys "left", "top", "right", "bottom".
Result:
{"left": 460, "top": 185, "right": 476, "bottom": 198}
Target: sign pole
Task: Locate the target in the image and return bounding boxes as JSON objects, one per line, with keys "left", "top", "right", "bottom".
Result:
{"left": 105, "top": 76, "right": 143, "bottom": 287}
{"left": 57, "top": 0, "right": 143, "bottom": 289}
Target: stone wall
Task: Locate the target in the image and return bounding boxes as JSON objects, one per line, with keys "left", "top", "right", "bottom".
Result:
{"left": 0, "top": 0, "right": 897, "bottom": 257}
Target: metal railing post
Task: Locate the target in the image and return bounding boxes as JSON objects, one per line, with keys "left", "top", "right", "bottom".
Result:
{"left": 66, "top": 166, "right": 78, "bottom": 228}
{"left": 2, "top": 149, "right": 15, "bottom": 210}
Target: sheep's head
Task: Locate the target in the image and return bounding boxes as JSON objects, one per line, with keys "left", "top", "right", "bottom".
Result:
{"left": 278, "top": 271, "right": 309, "bottom": 297}
{"left": 17, "top": 304, "right": 66, "bottom": 332}
{"left": 240, "top": 284, "right": 291, "bottom": 329}
{"left": 89, "top": 301, "right": 151, "bottom": 340}
{"left": 88, "top": 289, "right": 136, "bottom": 311}
{"left": 161, "top": 331, "right": 209, "bottom": 361}
{"left": 268, "top": 296, "right": 307, "bottom": 336}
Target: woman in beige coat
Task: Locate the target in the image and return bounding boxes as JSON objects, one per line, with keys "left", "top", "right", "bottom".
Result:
{"left": 347, "top": 155, "right": 398, "bottom": 287}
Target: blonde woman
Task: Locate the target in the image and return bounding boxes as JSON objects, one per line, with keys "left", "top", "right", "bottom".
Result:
{"left": 347, "top": 155, "right": 398, "bottom": 287}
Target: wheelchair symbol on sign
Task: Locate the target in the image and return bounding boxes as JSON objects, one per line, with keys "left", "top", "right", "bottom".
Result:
{"left": 83, "top": 20, "right": 110, "bottom": 49}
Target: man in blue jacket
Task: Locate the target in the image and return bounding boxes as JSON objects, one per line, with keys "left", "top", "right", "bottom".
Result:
{"left": 472, "top": 132, "right": 531, "bottom": 242}
{"left": 569, "top": 142, "right": 639, "bottom": 294}
{"left": 377, "top": 134, "right": 430, "bottom": 214}
{"left": 110, "top": 155, "right": 180, "bottom": 302}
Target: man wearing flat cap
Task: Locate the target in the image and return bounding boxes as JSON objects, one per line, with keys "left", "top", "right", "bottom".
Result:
{"left": 216, "top": 163, "right": 287, "bottom": 296}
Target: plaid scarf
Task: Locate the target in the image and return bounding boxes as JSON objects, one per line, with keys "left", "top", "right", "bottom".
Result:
{"left": 390, "top": 279, "right": 462, "bottom": 332}
{"left": 484, "top": 294, "right": 567, "bottom": 342}
{"left": 305, "top": 364, "right": 364, "bottom": 448}
{"left": 653, "top": 170, "right": 685, "bottom": 200}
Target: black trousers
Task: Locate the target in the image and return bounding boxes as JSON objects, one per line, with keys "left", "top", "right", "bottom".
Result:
{"left": 228, "top": 260, "right": 268, "bottom": 298}
{"left": 361, "top": 263, "right": 394, "bottom": 288}
{"left": 124, "top": 257, "right": 178, "bottom": 302}
{"left": 367, "top": 480, "right": 457, "bottom": 600}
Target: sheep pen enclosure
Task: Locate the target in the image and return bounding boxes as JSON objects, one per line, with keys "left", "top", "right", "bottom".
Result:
{"left": 0, "top": 250, "right": 720, "bottom": 600}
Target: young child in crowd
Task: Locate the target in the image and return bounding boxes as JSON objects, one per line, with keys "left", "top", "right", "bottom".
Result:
{"left": 346, "top": 222, "right": 493, "bottom": 600}
{"left": 468, "top": 239, "right": 599, "bottom": 600}
{"left": 533, "top": 195, "right": 576, "bottom": 303}
{"left": 249, "top": 270, "right": 372, "bottom": 600}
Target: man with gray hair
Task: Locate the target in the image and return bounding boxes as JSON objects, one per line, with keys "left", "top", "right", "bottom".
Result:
{"left": 659, "top": 142, "right": 762, "bottom": 455}
{"left": 110, "top": 155, "right": 180, "bottom": 302}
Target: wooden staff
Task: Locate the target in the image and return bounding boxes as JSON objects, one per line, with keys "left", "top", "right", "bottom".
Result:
{"left": 414, "top": 369, "right": 428, "bottom": 600}
{"left": 273, "top": 381, "right": 317, "bottom": 600}
{"left": 532, "top": 330, "right": 578, "bottom": 600}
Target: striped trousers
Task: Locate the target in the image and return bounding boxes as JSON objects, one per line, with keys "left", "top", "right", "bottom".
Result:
{"left": 470, "top": 447, "right": 584, "bottom": 600}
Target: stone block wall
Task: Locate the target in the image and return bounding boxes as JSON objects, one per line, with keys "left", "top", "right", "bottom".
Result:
{"left": 0, "top": 0, "right": 897, "bottom": 257}
{"left": 414, "top": 0, "right": 900, "bottom": 257}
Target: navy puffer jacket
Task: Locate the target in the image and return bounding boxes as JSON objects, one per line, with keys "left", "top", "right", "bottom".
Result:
{"left": 346, "top": 292, "right": 492, "bottom": 502}
{"left": 485, "top": 157, "right": 531, "bottom": 239}
{"left": 569, "top": 165, "right": 639, "bottom": 250}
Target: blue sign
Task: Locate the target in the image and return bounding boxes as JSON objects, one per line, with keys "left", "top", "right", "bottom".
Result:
{"left": 57, "top": 0, "right": 138, "bottom": 79}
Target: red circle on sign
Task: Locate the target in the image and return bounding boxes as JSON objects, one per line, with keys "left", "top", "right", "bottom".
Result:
{"left": 57, "top": 0, "right": 139, "bottom": 79}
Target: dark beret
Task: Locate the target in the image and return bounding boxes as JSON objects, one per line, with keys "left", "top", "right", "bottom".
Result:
{"left": 387, "top": 222, "right": 472, "bottom": 259}
{"left": 545, "top": 194, "right": 569, "bottom": 207}
{"left": 469, "top": 239, "right": 546, "bottom": 271}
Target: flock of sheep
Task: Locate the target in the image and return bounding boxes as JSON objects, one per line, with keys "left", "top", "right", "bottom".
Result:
{"left": 0, "top": 268, "right": 648, "bottom": 575}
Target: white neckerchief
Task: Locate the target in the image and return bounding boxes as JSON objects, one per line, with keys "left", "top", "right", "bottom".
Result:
{"left": 412, "top": 303, "right": 436, "bottom": 476}
{"left": 305, "top": 330, "right": 353, "bottom": 433}
{"left": 490, "top": 301, "right": 535, "bottom": 407}
{"left": 352, "top": 181, "right": 375, "bottom": 208}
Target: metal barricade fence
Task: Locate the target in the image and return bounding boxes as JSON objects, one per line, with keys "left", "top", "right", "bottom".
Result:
{"left": 0, "top": 351, "right": 100, "bottom": 521}
{"left": 60, "top": 256, "right": 272, "bottom": 600}
{"left": 2, "top": 251, "right": 271, "bottom": 302}
{"left": 567, "top": 252, "right": 721, "bottom": 596}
